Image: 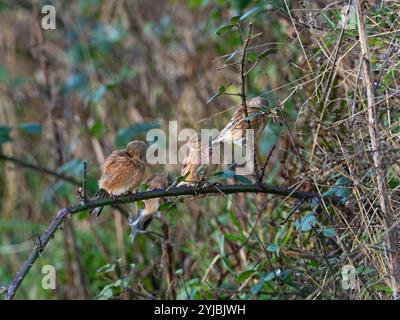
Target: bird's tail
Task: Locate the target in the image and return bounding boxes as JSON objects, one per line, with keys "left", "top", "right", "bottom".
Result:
{"left": 89, "top": 189, "right": 109, "bottom": 217}
{"left": 129, "top": 209, "right": 154, "bottom": 243}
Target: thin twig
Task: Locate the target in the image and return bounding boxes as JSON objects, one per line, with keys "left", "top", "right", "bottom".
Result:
{"left": 0, "top": 153, "right": 79, "bottom": 185}
{"left": 3, "top": 182, "right": 342, "bottom": 300}
{"left": 82, "top": 161, "right": 87, "bottom": 202}
{"left": 310, "top": 0, "right": 352, "bottom": 160}
{"left": 5, "top": 207, "right": 71, "bottom": 300}
{"left": 260, "top": 145, "right": 276, "bottom": 182}
{"left": 240, "top": 22, "right": 260, "bottom": 183}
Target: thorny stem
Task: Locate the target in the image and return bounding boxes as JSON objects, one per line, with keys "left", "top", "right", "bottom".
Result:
{"left": 82, "top": 161, "right": 87, "bottom": 202}
{"left": 240, "top": 22, "right": 260, "bottom": 183}
{"left": 4, "top": 183, "right": 342, "bottom": 300}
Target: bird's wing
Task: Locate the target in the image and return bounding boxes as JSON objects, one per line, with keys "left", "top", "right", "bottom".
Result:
{"left": 99, "top": 151, "right": 145, "bottom": 193}
{"left": 213, "top": 106, "right": 267, "bottom": 145}
{"left": 213, "top": 107, "right": 243, "bottom": 143}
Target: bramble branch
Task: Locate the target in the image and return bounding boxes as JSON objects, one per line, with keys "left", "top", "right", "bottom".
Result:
{"left": 0, "top": 153, "right": 79, "bottom": 185}
{"left": 4, "top": 182, "right": 342, "bottom": 300}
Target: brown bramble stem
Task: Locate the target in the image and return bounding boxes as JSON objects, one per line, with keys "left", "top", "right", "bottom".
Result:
{"left": 239, "top": 22, "right": 261, "bottom": 183}
{"left": 4, "top": 182, "right": 342, "bottom": 300}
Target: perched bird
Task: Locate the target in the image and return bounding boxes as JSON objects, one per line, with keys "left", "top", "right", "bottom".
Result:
{"left": 177, "top": 134, "right": 216, "bottom": 186}
{"left": 129, "top": 174, "right": 172, "bottom": 242}
{"left": 212, "top": 96, "right": 269, "bottom": 146}
{"left": 90, "top": 140, "right": 148, "bottom": 216}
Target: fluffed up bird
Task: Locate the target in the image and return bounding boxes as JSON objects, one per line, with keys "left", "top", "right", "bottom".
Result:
{"left": 129, "top": 174, "right": 172, "bottom": 242}
{"left": 212, "top": 96, "right": 269, "bottom": 146}
{"left": 90, "top": 140, "right": 148, "bottom": 217}
{"left": 177, "top": 134, "right": 216, "bottom": 186}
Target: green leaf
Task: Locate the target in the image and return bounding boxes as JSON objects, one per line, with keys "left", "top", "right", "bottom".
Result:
{"left": 86, "top": 176, "right": 98, "bottom": 194}
{"left": 251, "top": 271, "right": 276, "bottom": 294}
{"left": 246, "top": 52, "right": 258, "bottom": 62}
{"left": 88, "top": 120, "right": 104, "bottom": 138}
{"left": 46, "top": 181, "right": 72, "bottom": 201}
{"left": 383, "top": 67, "right": 396, "bottom": 87}
{"left": 322, "top": 13, "right": 336, "bottom": 29}
{"left": 89, "top": 85, "right": 107, "bottom": 104}
{"left": 140, "top": 183, "right": 150, "bottom": 192}
{"left": 0, "top": 64, "right": 9, "bottom": 83}
{"left": 296, "top": 213, "right": 317, "bottom": 232}
{"left": 322, "top": 176, "right": 352, "bottom": 204}
{"left": 309, "top": 260, "right": 319, "bottom": 268}
{"left": 220, "top": 235, "right": 236, "bottom": 274}
{"left": 220, "top": 170, "right": 235, "bottom": 179}
{"left": 18, "top": 123, "right": 42, "bottom": 135}
{"left": 237, "top": 270, "right": 256, "bottom": 282}
{"left": 267, "top": 243, "right": 280, "bottom": 254}
{"left": 257, "top": 48, "right": 278, "bottom": 60}
{"left": 322, "top": 227, "right": 337, "bottom": 238}
{"left": 231, "top": 15, "right": 241, "bottom": 24}
{"left": 279, "top": 269, "right": 291, "bottom": 280}
{"left": 135, "top": 200, "right": 145, "bottom": 210}
{"left": 207, "top": 85, "right": 228, "bottom": 104}
{"left": 225, "top": 233, "right": 245, "bottom": 243}
{"left": 228, "top": 208, "right": 242, "bottom": 231}
{"left": 57, "top": 158, "right": 84, "bottom": 177}
{"left": 61, "top": 71, "right": 88, "bottom": 94}
{"left": 159, "top": 202, "right": 176, "bottom": 212}
{"left": 263, "top": 271, "right": 278, "bottom": 282}
{"left": 0, "top": 125, "right": 12, "bottom": 145}
{"left": 95, "top": 279, "right": 127, "bottom": 300}
{"left": 175, "top": 269, "right": 183, "bottom": 275}
{"left": 234, "top": 175, "right": 252, "bottom": 185}
{"left": 96, "top": 287, "right": 114, "bottom": 300}
{"left": 206, "top": 84, "right": 231, "bottom": 104}
{"left": 218, "top": 85, "right": 226, "bottom": 94}
{"left": 96, "top": 263, "right": 116, "bottom": 274}
{"left": 216, "top": 24, "right": 236, "bottom": 35}
{"left": 107, "top": 67, "right": 137, "bottom": 88}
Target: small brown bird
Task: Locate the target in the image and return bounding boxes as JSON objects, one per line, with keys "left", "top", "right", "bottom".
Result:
{"left": 90, "top": 140, "right": 148, "bottom": 216}
{"left": 177, "top": 134, "right": 216, "bottom": 186}
{"left": 212, "top": 96, "right": 269, "bottom": 146}
{"left": 129, "top": 174, "right": 172, "bottom": 242}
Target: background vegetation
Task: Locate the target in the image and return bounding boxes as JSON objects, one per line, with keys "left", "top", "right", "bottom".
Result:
{"left": 1, "top": 0, "right": 400, "bottom": 299}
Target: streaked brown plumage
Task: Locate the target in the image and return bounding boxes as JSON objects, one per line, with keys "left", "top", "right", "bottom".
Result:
{"left": 212, "top": 96, "right": 269, "bottom": 146}
{"left": 90, "top": 140, "right": 148, "bottom": 216}
{"left": 129, "top": 174, "right": 172, "bottom": 242}
{"left": 177, "top": 134, "right": 216, "bottom": 186}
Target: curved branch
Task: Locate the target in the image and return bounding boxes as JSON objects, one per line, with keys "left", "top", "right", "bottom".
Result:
{"left": 0, "top": 153, "right": 79, "bottom": 185}
{"left": 4, "top": 183, "right": 342, "bottom": 299}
